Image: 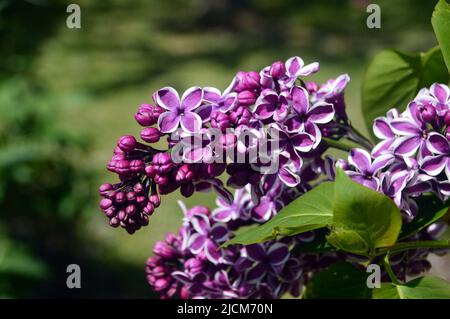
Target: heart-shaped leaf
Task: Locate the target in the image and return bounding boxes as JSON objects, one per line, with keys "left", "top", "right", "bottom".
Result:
{"left": 372, "top": 276, "right": 450, "bottom": 299}
{"left": 432, "top": 0, "right": 450, "bottom": 74}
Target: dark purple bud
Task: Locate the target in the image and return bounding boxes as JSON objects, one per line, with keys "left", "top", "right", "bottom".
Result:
{"left": 206, "top": 163, "right": 226, "bottom": 177}
{"left": 184, "top": 258, "right": 204, "bottom": 274}
{"left": 175, "top": 164, "right": 194, "bottom": 183}
{"left": 113, "top": 146, "right": 125, "bottom": 155}
{"left": 104, "top": 207, "right": 116, "bottom": 218}
{"left": 118, "top": 210, "right": 127, "bottom": 221}
{"left": 238, "top": 90, "right": 257, "bottom": 107}
{"left": 210, "top": 110, "right": 230, "bottom": 132}
{"left": 134, "top": 104, "right": 164, "bottom": 127}
{"left": 420, "top": 104, "right": 436, "bottom": 123}
{"left": 126, "top": 191, "right": 136, "bottom": 202}
{"left": 99, "top": 198, "right": 113, "bottom": 210}
{"left": 154, "top": 241, "right": 177, "bottom": 259}
{"left": 130, "top": 159, "right": 144, "bottom": 173}
{"left": 154, "top": 278, "right": 171, "bottom": 292}
{"left": 118, "top": 135, "right": 137, "bottom": 152}
{"left": 234, "top": 71, "right": 260, "bottom": 92}
{"left": 180, "top": 286, "right": 190, "bottom": 299}
{"left": 125, "top": 204, "right": 136, "bottom": 215}
{"left": 269, "top": 61, "right": 286, "bottom": 79}
{"left": 152, "top": 153, "right": 173, "bottom": 174}
{"left": 115, "top": 160, "right": 131, "bottom": 175}
{"left": 141, "top": 127, "right": 161, "bottom": 143}
{"left": 109, "top": 217, "right": 120, "bottom": 227}
{"left": 180, "top": 182, "right": 195, "bottom": 197}
{"left": 154, "top": 174, "right": 169, "bottom": 186}
{"left": 229, "top": 106, "right": 252, "bottom": 126}
{"left": 99, "top": 183, "right": 114, "bottom": 196}
{"left": 136, "top": 195, "right": 147, "bottom": 205}
{"left": 149, "top": 193, "right": 161, "bottom": 208}
{"left": 144, "top": 202, "right": 154, "bottom": 215}
{"left": 165, "top": 233, "right": 177, "bottom": 245}
{"left": 145, "top": 164, "right": 157, "bottom": 177}
{"left": 133, "top": 183, "right": 144, "bottom": 194}
{"left": 115, "top": 191, "right": 126, "bottom": 204}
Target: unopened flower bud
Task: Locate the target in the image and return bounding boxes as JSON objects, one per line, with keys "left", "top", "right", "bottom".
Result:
{"left": 141, "top": 127, "right": 161, "bottom": 143}
{"left": 269, "top": 61, "right": 286, "bottom": 79}
{"left": 118, "top": 135, "right": 137, "bottom": 152}
{"left": 238, "top": 90, "right": 257, "bottom": 107}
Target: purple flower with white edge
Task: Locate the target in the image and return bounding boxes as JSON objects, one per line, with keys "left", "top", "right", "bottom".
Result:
{"left": 380, "top": 170, "right": 414, "bottom": 207}
{"left": 284, "top": 86, "right": 334, "bottom": 147}
{"left": 156, "top": 86, "right": 204, "bottom": 133}
{"left": 253, "top": 89, "right": 289, "bottom": 122}
{"left": 346, "top": 148, "right": 394, "bottom": 190}
{"left": 313, "top": 74, "right": 350, "bottom": 122}
{"left": 421, "top": 132, "right": 450, "bottom": 180}
{"left": 243, "top": 243, "right": 290, "bottom": 283}
{"left": 212, "top": 188, "right": 252, "bottom": 222}
{"left": 187, "top": 214, "right": 229, "bottom": 264}
{"left": 389, "top": 103, "right": 432, "bottom": 160}
{"left": 414, "top": 83, "right": 450, "bottom": 116}
{"left": 281, "top": 56, "right": 320, "bottom": 88}
{"left": 371, "top": 109, "right": 399, "bottom": 157}
{"left": 196, "top": 86, "right": 238, "bottom": 121}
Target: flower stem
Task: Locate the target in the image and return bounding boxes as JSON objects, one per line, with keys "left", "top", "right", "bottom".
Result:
{"left": 383, "top": 253, "right": 401, "bottom": 285}
{"left": 377, "top": 240, "right": 450, "bottom": 256}
{"left": 323, "top": 137, "right": 355, "bottom": 152}
{"left": 346, "top": 124, "right": 374, "bottom": 150}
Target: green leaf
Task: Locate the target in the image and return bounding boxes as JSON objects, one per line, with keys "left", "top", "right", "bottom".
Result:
{"left": 305, "top": 262, "right": 371, "bottom": 299}
{"left": 361, "top": 47, "right": 449, "bottom": 137}
{"left": 327, "top": 169, "right": 402, "bottom": 256}
{"left": 432, "top": 0, "right": 450, "bottom": 74}
{"left": 400, "top": 194, "right": 449, "bottom": 239}
{"left": 223, "top": 182, "right": 334, "bottom": 247}
{"left": 292, "top": 228, "right": 337, "bottom": 254}
{"left": 373, "top": 276, "right": 450, "bottom": 299}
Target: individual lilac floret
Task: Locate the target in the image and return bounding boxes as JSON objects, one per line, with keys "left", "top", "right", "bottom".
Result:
{"left": 156, "top": 86, "right": 204, "bottom": 133}
{"left": 422, "top": 132, "right": 450, "bottom": 180}
{"left": 346, "top": 148, "right": 394, "bottom": 190}
{"left": 313, "top": 74, "right": 350, "bottom": 122}
{"left": 196, "top": 86, "right": 237, "bottom": 121}
{"left": 242, "top": 243, "right": 289, "bottom": 283}
{"left": 253, "top": 89, "right": 289, "bottom": 122}
{"left": 284, "top": 86, "right": 335, "bottom": 147}
{"left": 371, "top": 109, "right": 398, "bottom": 157}
{"left": 212, "top": 188, "right": 252, "bottom": 222}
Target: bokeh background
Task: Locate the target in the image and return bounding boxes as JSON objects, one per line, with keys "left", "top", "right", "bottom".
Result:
{"left": 0, "top": 0, "right": 448, "bottom": 298}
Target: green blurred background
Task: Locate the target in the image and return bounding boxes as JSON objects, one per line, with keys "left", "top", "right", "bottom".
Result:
{"left": 0, "top": 0, "right": 445, "bottom": 298}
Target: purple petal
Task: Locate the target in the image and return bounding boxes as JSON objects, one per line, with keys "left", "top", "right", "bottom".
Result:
{"left": 267, "top": 243, "right": 289, "bottom": 266}
{"left": 188, "top": 233, "right": 207, "bottom": 253}
{"left": 158, "top": 111, "right": 180, "bottom": 133}
{"left": 421, "top": 155, "right": 447, "bottom": 176}
{"left": 279, "top": 166, "right": 301, "bottom": 187}
{"left": 205, "top": 240, "right": 222, "bottom": 264}
{"left": 203, "top": 87, "right": 221, "bottom": 102}
{"left": 307, "top": 102, "right": 335, "bottom": 124}
{"left": 181, "top": 87, "right": 203, "bottom": 111}
{"left": 291, "top": 86, "right": 309, "bottom": 115}
{"left": 156, "top": 87, "right": 180, "bottom": 111}
{"left": 431, "top": 83, "right": 450, "bottom": 104}
{"left": 393, "top": 136, "right": 421, "bottom": 157}
{"left": 246, "top": 263, "right": 267, "bottom": 283}
{"left": 331, "top": 74, "right": 350, "bottom": 92}
{"left": 180, "top": 112, "right": 202, "bottom": 133}
{"left": 427, "top": 132, "right": 450, "bottom": 155}
{"left": 291, "top": 133, "right": 314, "bottom": 152}
{"left": 297, "top": 62, "right": 320, "bottom": 76}
{"left": 252, "top": 198, "right": 274, "bottom": 221}
{"left": 195, "top": 104, "right": 213, "bottom": 121}
{"left": 349, "top": 173, "right": 380, "bottom": 191}
{"left": 254, "top": 99, "right": 276, "bottom": 119}
{"left": 210, "top": 224, "right": 228, "bottom": 242}
{"left": 191, "top": 214, "right": 210, "bottom": 235}
{"left": 373, "top": 117, "right": 394, "bottom": 139}
{"left": 370, "top": 153, "right": 394, "bottom": 174}
{"left": 218, "top": 93, "right": 237, "bottom": 113}
{"left": 390, "top": 119, "right": 421, "bottom": 136}
{"left": 371, "top": 139, "right": 394, "bottom": 157}
{"left": 246, "top": 243, "right": 266, "bottom": 261}
{"left": 285, "top": 56, "right": 304, "bottom": 77}
{"left": 349, "top": 148, "right": 372, "bottom": 174}
{"left": 212, "top": 208, "right": 234, "bottom": 222}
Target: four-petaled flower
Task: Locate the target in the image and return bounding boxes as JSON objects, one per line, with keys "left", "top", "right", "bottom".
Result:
{"left": 156, "top": 86, "right": 204, "bottom": 133}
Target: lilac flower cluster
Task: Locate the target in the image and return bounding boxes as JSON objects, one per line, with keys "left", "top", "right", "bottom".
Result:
{"left": 146, "top": 200, "right": 335, "bottom": 299}
{"left": 99, "top": 56, "right": 351, "bottom": 232}
{"left": 332, "top": 83, "right": 450, "bottom": 222}
{"left": 101, "top": 55, "right": 449, "bottom": 298}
